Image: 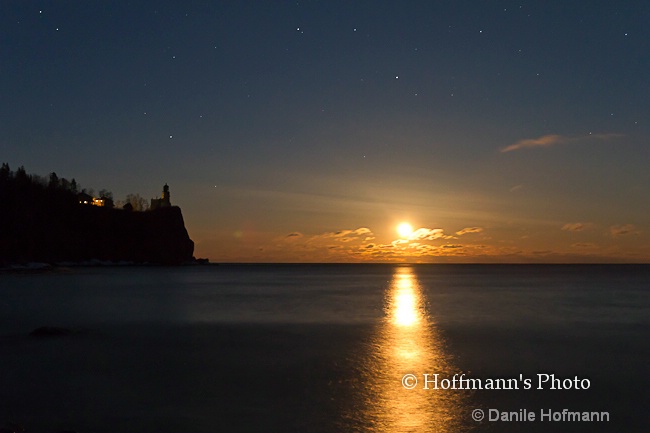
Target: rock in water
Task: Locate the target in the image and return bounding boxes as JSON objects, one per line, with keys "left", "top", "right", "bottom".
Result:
{"left": 29, "top": 326, "right": 73, "bottom": 338}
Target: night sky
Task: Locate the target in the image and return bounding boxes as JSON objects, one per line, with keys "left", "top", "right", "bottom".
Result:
{"left": 2, "top": 1, "right": 649, "bottom": 262}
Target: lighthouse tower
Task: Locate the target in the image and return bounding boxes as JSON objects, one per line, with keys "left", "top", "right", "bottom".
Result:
{"left": 161, "top": 183, "right": 171, "bottom": 207}
{"left": 150, "top": 184, "right": 172, "bottom": 210}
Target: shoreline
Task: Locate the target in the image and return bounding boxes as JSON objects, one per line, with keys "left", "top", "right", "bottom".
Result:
{"left": 0, "top": 258, "right": 214, "bottom": 274}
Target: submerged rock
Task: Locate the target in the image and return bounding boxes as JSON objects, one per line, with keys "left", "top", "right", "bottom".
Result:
{"left": 29, "top": 326, "right": 74, "bottom": 338}
{"left": 0, "top": 422, "right": 25, "bottom": 432}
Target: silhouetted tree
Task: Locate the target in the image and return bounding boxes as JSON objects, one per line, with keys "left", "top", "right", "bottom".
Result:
{"left": 14, "top": 166, "right": 30, "bottom": 191}
{"left": 70, "top": 178, "right": 78, "bottom": 194}
{"left": 60, "top": 177, "right": 70, "bottom": 191}
{"left": 99, "top": 189, "right": 114, "bottom": 208}
{"left": 32, "top": 174, "right": 47, "bottom": 187}
{"left": 48, "top": 172, "right": 59, "bottom": 189}
{"left": 125, "top": 193, "right": 148, "bottom": 211}
{"left": 15, "top": 166, "right": 27, "bottom": 181}
{"left": 0, "top": 163, "right": 11, "bottom": 183}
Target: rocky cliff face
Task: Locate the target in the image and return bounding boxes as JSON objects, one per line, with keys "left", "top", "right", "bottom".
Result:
{"left": 1, "top": 201, "right": 194, "bottom": 265}
{"left": 70, "top": 205, "right": 195, "bottom": 265}
{"left": 0, "top": 167, "right": 195, "bottom": 265}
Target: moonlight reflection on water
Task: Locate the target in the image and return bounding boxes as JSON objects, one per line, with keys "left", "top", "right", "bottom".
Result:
{"left": 352, "top": 266, "right": 470, "bottom": 432}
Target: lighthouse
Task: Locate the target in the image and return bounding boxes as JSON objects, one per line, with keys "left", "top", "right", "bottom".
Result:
{"left": 150, "top": 183, "right": 172, "bottom": 210}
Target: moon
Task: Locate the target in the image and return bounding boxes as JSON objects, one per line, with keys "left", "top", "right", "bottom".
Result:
{"left": 397, "top": 222, "right": 413, "bottom": 238}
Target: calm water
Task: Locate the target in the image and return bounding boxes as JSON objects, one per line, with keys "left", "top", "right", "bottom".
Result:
{"left": 1, "top": 264, "right": 649, "bottom": 432}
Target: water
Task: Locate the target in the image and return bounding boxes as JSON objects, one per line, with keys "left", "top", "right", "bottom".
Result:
{"left": 1, "top": 264, "right": 649, "bottom": 432}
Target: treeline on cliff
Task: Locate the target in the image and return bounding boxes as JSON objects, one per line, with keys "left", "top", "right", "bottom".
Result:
{"left": 0, "top": 164, "right": 194, "bottom": 265}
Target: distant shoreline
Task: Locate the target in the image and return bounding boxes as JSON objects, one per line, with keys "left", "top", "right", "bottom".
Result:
{"left": 0, "top": 258, "right": 214, "bottom": 274}
{"left": 4, "top": 261, "right": 649, "bottom": 274}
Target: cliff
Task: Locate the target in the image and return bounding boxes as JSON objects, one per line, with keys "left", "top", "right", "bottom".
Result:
{"left": 1, "top": 204, "right": 194, "bottom": 266}
{"left": 0, "top": 169, "right": 194, "bottom": 265}
{"left": 69, "top": 205, "right": 195, "bottom": 265}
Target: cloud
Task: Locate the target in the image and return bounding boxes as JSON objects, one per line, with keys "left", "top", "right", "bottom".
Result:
{"left": 456, "top": 227, "right": 484, "bottom": 236}
{"left": 501, "top": 134, "right": 564, "bottom": 152}
{"left": 610, "top": 224, "right": 640, "bottom": 237}
{"left": 298, "top": 227, "right": 376, "bottom": 248}
{"left": 277, "top": 224, "right": 631, "bottom": 263}
{"left": 500, "top": 133, "right": 623, "bottom": 153}
{"left": 561, "top": 223, "right": 592, "bottom": 232}
{"left": 509, "top": 184, "right": 524, "bottom": 192}
{"left": 407, "top": 227, "right": 456, "bottom": 241}
{"left": 281, "top": 227, "right": 372, "bottom": 243}
{"left": 263, "top": 220, "right": 649, "bottom": 262}
{"left": 272, "top": 227, "right": 380, "bottom": 262}
{"left": 571, "top": 243, "right": 598, "bottom": 248}
{"left": 323, "top": 227, "right": 372, "bottom": 239}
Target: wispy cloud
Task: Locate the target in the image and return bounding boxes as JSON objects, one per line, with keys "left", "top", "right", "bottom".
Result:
{"left": 276, "top": 225, "right": 470, "bottom": 261}
{"left": 571, "top": 242, "right": 598, "bottom": 248}
{"left": 407, "top": 228, "right": 456, "bottom": 241}
{"left": 273, "top": 222, "right": 645, "bottom": 263}
{"left": 261, "top": 222, "right": 649, "bottom": 262}
{"left": 610, "top": 224, "right": 640, "bottom": 237}
{"left": 275, "top": 227, "right": 378, "bottom": 261}
{"left": 500, "top": 133, "right": 623, "bottom": 153}
{"left": 501, "top": 134, "right": 564, "bottom": 152}
{"left": 561, "top": 223, "right": 593, "bottom": 232}
{"left": 282, "top": 227, "right": 374, "bottom": 245}
{"left": 456, "top": 227, "right": 484, "bottom": 236}
{"left": 315, "top": 227, "right": 372, "bottom": 241}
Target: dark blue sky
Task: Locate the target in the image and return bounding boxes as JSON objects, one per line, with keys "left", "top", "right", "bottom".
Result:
{"left": 2, "top": 1, "right": 649, "bottom": 262}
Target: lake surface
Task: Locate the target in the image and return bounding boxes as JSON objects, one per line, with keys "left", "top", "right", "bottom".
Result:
{"left": 1, "top": 264, "right": 649, "bottom": 432}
